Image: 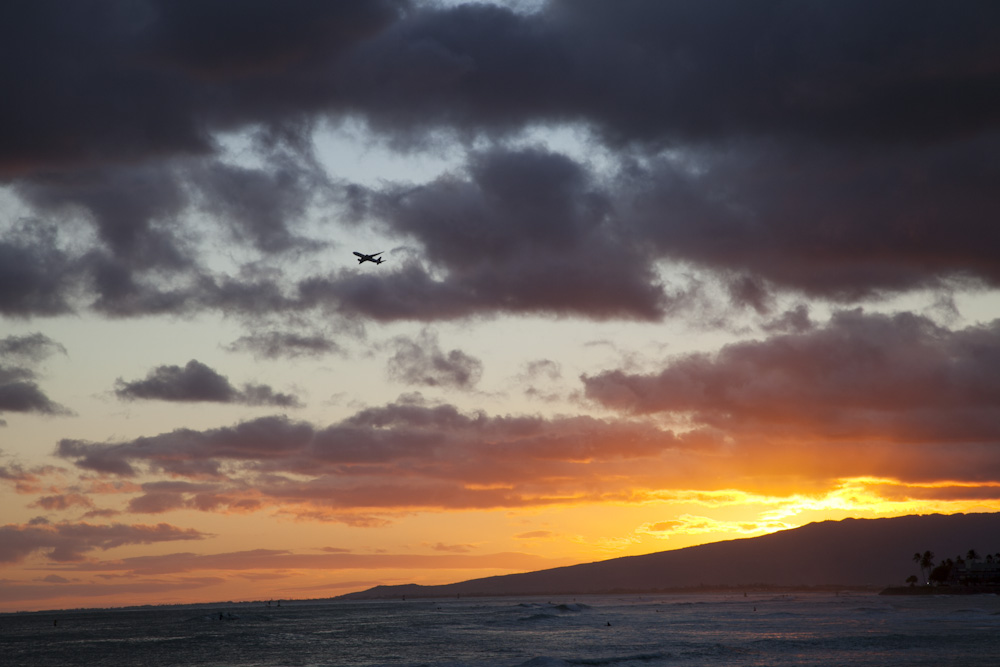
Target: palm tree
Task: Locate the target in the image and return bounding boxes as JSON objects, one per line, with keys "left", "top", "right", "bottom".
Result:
{"left": 930, "top": 560, "right": 953, "bottom": 585}
{"left": 919, "top": 550, "right": 935, "bottom": 584}
{"left": 967, "top": 549, "right": 980, "bottom": 564}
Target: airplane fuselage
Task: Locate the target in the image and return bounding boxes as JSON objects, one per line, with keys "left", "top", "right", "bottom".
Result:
{"left": 353, "top": 251, "right": 385, "bottom": 265}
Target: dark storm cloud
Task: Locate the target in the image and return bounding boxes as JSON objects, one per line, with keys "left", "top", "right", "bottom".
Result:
{"left": 16, "top": 163, "right": 191, "bottom": 269}
{"left": 304, "top": 146, "right": 670, "bottom": 321}
{"left": 1, "top": 0, "right": 397, "bottom": 317}
{"left": 0, "top": 521, "right": 208, "bottom": 564}
{"left": 335, "top": 0, "right": 1000, "bottom": 145}
{"left": 0, "top": 222, "right": 77, "bottom": 317}
{"left": 0, "top": 333, "right": 70, "bottom": 423}
{"left": 387, "top": 330, "right": 483, "bottom": 389}
{"left": 191, "top": 138, "right": 330, "bottom": 253}
{"left": 195, "top": 161, "right": 309, "bottom": 253}
{"left": 0, "top": 0, "right": 407, "bottom": 176}
{"left": 297, "top": 262, "right": 478, "bottom": 321}
{"left": 379, "top": 148, "right": 604, "bottom": 268}
{"left": 2, "top": 0, "right": 1000, "bottom": 321}
{"left": 114, "top": 359, "right": 301, "bottom": 407}
{"left": 584, "top": 310, "right": 1000, "bottom": 444}
{"left": 350, "top": 0, "right": 1000, "bottom": 300}
{"left": 83, "top": 253, "right": 194, "bottom": 318}
{"left": 11, "top": 152, "right": 333, "bottom": 317}
{"left": 5, "top": 0, "right": 998, "bottom": 174}
{"left": 616, "top": 139, "right": 1000, "bottom": 300}
{"left": 372, "top": 147, "right": 669, "bottom": 319}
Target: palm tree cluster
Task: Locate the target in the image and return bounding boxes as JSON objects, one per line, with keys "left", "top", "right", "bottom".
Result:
{"left": 908, "top": 549, "right": 1000, "bottom": 586}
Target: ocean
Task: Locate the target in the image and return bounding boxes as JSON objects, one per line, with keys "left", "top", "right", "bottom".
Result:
{"left": 2, "top": 592, "right": 999, "bottom": 666}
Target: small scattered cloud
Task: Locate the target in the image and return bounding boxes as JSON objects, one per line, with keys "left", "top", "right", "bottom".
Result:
{"left": 386, "top": 330, "right": 483, "bottom": 389}
{"left": 0, "top": 333, "right": 71, "bottom": 423}
{"left": 115, "top": 359, "right": 302, "bottom": 407}
{"left": 517, "top": 359, "right": 564, "bottom": 401}
{"left": 0, "top": 459, "right": 63, "bottom": 494}
{"left": 319, "top": 546, "right": 352, "bottom": 554}
{"left": 428, "top": 542, "right": 476, "bottom": 553}
{"left": 522, "top": 360, "right": 562, "bottom": 382}
{"left": 514, "top": 530, "right": 556, "bottom": 540}
{"left": 0, "top": 332, "right": 67, "bottom": 362}
{"left": 30, "top": 493, "right": 95, "bottom": 512}
{"left": 225, "top": 330, "right": 343, "bottom": 359}
{"left": 125, "top": 481, "right": 264, "bottom": 515}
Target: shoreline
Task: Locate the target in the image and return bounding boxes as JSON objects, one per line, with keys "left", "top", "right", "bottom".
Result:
{"left": 337, "top": 584, "right": 885, "bottom": 601}
{"left": 5, "top": 585, "right": 883, "bottom": 615}
{"left": 879, "top": 585, "right": 1000, "bottom": 596}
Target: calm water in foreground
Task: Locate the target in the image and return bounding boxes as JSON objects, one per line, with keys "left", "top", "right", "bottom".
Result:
{"left": 3, "top": 593, "right": 999, "bottom": 666}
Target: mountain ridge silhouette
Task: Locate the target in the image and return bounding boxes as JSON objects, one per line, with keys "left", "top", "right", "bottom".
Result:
{"left": 340, "top": 513, "right": 1000, "bottom": 598}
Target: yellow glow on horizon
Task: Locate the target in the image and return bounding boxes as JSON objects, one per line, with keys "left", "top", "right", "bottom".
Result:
{"left": 6, "top": 461, "right": 1000, "bottom": 613}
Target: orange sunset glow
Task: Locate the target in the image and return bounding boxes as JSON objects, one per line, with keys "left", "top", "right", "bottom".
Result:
{"left": 3, "top": 0, "right": 1000, "bottom": 614}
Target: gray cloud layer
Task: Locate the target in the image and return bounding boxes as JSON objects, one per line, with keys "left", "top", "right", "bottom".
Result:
{"left": 0, "top": 0, "right": 997, "bottom": 328}
{"left": 584, "top": 310, "right": 1000, "bottom": 445}
{"left": 52, "top": 315, "right": 1000, "bottom": 521}
{"left": 0, "top": 521, "right": 207, "bottom": 564}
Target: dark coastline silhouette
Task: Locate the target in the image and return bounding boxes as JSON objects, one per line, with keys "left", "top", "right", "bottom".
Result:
{"left": 340, "top": 513, "right": 1000, "bottom": 599}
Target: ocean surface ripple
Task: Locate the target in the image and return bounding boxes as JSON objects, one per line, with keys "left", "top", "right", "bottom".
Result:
{"left": 3, "top": 592, "right": 1000, "bottom": 667}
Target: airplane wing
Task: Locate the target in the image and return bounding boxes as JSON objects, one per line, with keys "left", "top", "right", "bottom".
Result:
{"left": 353, "top": 251, "right": 385, "bottom": 263}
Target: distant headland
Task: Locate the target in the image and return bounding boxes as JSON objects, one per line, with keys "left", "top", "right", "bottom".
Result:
{"left": 340, "top": 513, "right": 1000, "bottom": 599}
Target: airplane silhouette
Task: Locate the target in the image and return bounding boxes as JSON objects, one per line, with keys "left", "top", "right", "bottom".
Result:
{"left": 353, "top": 251, "right": 385, "bottom": 265}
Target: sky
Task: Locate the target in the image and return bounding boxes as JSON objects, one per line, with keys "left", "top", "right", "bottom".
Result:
{"left": 2, "top": 0, "right": 1000, "bottom": 612}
